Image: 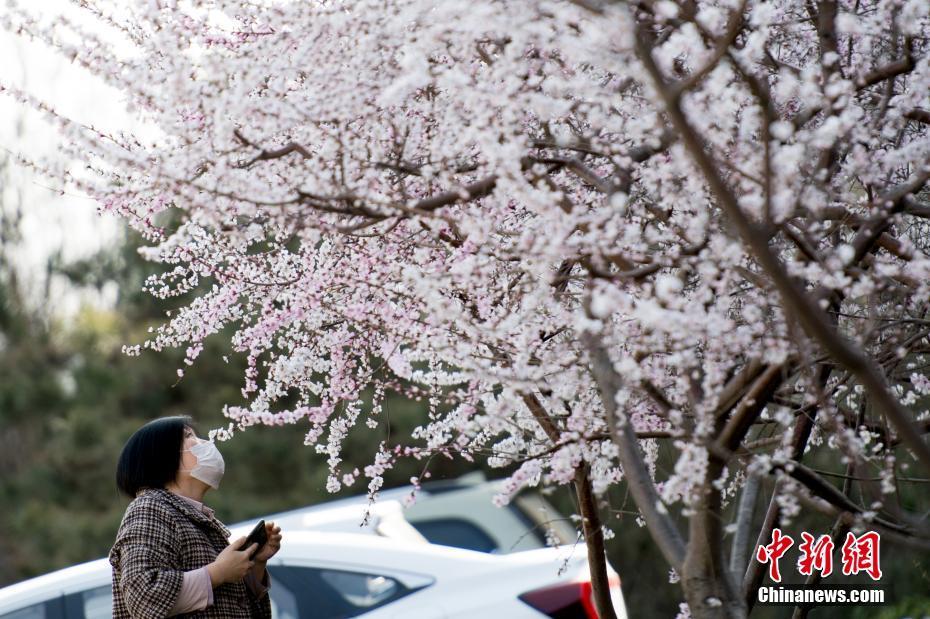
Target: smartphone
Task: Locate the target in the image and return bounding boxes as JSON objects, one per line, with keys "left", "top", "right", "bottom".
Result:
{"left": 239, "top": 519, "right": 268, "bottom": 559}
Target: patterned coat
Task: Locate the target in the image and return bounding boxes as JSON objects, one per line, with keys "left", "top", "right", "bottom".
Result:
{"left": 109, "top": 487, "right": 273, "bottom": 619}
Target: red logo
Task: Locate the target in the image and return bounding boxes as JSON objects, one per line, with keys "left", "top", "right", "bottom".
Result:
{"left": 755, "top": 528, "right": 794, "bottom": 582}
{"left": 756, "top": 529, "right": 882, "bottom": 582}
{"left": 840, "top": 531, "right": 882, "bottom": 581}
{"left": 797, "top": 532, "right": 834, "bottom": 577}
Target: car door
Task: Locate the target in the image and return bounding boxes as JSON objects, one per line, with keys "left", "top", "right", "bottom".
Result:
{"left": 62, "top": 584, "right": 110, "bottom": 619}
{"left": 53, "top": 563, "right": 433, "bottom": 618}
{"left": 0, "top": 595, "right": 65, "bottom": 619}
{"left": 266, "top": 563, "right": 434, "bottom": 618}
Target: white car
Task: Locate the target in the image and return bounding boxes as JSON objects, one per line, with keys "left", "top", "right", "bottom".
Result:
{"left": 233, "top": 472, "right": 581, "bottom": 555}
{"left": 0, "top": 530, "right": 626, "bottom": 619}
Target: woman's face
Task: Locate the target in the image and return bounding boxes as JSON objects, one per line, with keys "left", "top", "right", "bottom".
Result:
{"left": 179, "top": 426, "right": 203, "bottom": 476}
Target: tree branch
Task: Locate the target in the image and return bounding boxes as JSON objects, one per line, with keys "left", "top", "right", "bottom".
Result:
{"left": 634, "top": 27, "right": 930, "bottom": 475}
{"left": 586, "top": 336, "right": 687, "bottom": 570}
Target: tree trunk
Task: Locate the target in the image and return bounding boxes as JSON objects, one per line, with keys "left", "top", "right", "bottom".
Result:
{"left": 681, "top": 457, "right": 747, "bottom": 619}
{"left": 522, "top": 393, "right": 617, "bottom": 618}
{"left": 574, "top": 465, "right": 618, "bottom": 619}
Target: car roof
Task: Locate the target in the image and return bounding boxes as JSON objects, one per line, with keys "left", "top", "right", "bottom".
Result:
{"left": 244, "top": 530, "right": 513, "bottom": 575}
{"left": 0, "top": 558, "right": 110, "bottom": 611}
{"left": 235, "top": 472, "right": 497, "bottom": 527}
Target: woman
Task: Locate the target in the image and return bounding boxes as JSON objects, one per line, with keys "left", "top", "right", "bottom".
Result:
{"left": 109, "top": 416, "right": 283, "bottom": 618}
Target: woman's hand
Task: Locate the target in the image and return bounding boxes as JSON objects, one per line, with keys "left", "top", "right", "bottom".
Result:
{"left": 252, "top": 521, "right": 282, "bottom": 562}
{"left": 207, "top": 536, "right": 257, "bottom": 586}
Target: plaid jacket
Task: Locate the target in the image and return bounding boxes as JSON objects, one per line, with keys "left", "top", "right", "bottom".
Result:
{"left": 109, "top": 488, "right": 272, "bottom": 619}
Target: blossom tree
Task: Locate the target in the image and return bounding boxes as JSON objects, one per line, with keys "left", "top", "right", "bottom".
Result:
{"left": 4, "top": 0, "right": 930, "bottom": 616}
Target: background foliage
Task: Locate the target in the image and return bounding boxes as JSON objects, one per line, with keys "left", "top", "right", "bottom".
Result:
{"left": 0, "top": 219, "right": 477, "bottom": 580}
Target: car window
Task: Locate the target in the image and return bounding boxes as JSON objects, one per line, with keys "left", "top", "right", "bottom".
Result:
{"left": 0, "top": 602, "right": 47, "bottom": 619}
{"left": 60, "top": 577, "right": 307, "bottom": 619}
{"left": 411, "top": 518, "right": 498, "bottom": 553}
{"left": 23, "top": 567, "right": 418, "bottom": 619}
{"left": 318, "top": 571, "right": 400, "bottom": 607}
{"left": 267, "top": 565, "right": 422, "bottom": 619}
{"left": 268, "top": 573, "right": 299, "bottom": 619}
{"left": 78, "top": 585, "right": 111, "bottom": 619}
{"left": 511, "top": 494, "right": 576, "bottom": 548}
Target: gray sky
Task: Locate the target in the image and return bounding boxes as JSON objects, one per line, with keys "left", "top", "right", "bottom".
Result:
{"left": 0, "top": 2, "right": 129, "bottom": 315}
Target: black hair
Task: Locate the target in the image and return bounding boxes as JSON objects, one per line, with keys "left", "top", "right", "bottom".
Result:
{"left": 116, "top": 415, "right": 196, "bottom": 499}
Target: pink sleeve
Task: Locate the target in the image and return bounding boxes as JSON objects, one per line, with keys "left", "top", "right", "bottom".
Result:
{"left": 168, "top": 566, "right": 214, "bottom": 614}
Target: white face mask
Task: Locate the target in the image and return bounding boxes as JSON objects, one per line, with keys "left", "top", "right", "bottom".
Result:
{"left": 181, "top": 440, "right": 226, "bottom": 489}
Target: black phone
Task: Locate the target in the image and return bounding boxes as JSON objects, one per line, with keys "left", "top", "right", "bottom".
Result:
{"left": 239, "top": 519, "right": 268, "bottom": 559}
